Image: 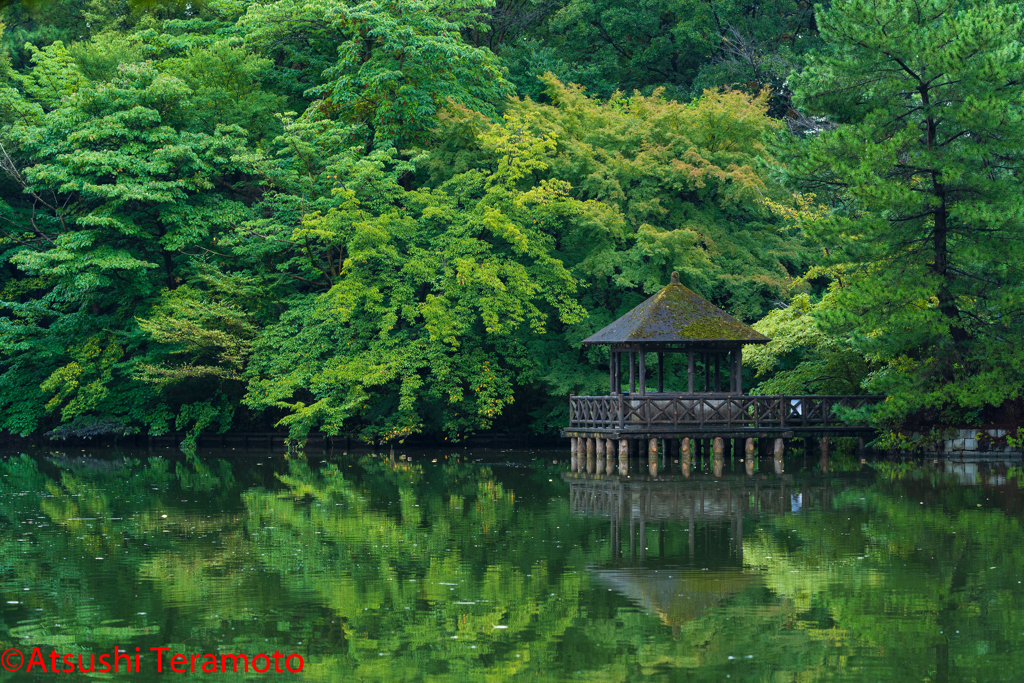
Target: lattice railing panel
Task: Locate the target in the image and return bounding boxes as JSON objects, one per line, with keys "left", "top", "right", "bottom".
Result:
{"left": 568, "top": 394, "right": 882, "bottom": 429}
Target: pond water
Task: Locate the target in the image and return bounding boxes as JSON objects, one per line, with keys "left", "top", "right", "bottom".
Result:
{"left": 0, "top": 447, "right": 1021, "bottom": 681}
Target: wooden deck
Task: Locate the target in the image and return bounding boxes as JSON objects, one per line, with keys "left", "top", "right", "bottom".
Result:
{"left": 564, "top": 393, "right": 882, "bottom": 438}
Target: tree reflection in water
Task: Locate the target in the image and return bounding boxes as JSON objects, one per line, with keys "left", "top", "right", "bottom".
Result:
{"left": 0, "top": 450, "right": 1019, "bottom": 681}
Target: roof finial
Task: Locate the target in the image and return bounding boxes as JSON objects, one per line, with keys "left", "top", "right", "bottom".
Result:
{"left": 670, "top": 271, "right": 680, "bottom": 284}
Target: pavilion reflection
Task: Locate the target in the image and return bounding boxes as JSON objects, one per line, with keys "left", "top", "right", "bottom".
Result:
{"left": 588, "top": 566, "right": 756, "bottom": 632}
{"left": 566, "top": 474, "right": 851, "bottom": 629}
{"left": 567, "top": 474, "right": 841, "bottom": 563}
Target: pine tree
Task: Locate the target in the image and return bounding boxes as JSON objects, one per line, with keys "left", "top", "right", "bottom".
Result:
{"left": 785, "top": 0, "right": 1024, "bottom": 426}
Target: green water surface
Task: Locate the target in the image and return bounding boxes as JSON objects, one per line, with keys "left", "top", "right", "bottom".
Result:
{"left": 0, "top": 448, "right": 1020, "bottom": 681}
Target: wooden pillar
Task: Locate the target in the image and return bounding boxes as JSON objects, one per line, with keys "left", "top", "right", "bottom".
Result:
{"left": 820, "top": 436, "right": 830, "bottom": 474}
{"left": 614, "top": 489, "right": 624, "bottom": 558}
{"left": 734, "top": 506, "right": 743, "bottom": 563}
{"left": 596, "top": 438, "right": 606, "bottom": 475}
{"left": 606, "top": 439, "right": 616, "bottom": 475}
{"left": 629, "top": 512, "right": 636, "bottom": 560}
{"left": 629, "top": 351, "right": 636, "bottom": 393}
{"left": 681, "top": 438, "right": 691, "bottom": 477}
{"left": 611, "top": 351, "right": 616, "bottom": 393}
{"left": 610, "top": 351, "right": 616, "bottom": 395}
{"left": 618, "top": 439, "right": 629, "bottom": 476}
{"left": 731, "top": 354, "right": 737, "bottom": 394}
{"left": 714, "top": 352, "right": 721, "bottom": 392}
{"left": 688, "top": 501, "right": 695, "bottom": 560}
{"left": 687, "top": 351, "right": 694, "bottom": 393}
{"left": 610, "top": 514, "right": 617, "bottom": 560}
{"left": 703, "top": 352, "right": 710, "bottom": 391}
{"left": 639, "top": 512, "right": 647, "bottom": 562}
{"left": 745, "top": 437, "right": 755, "bottom": 476}
{"left": 587, "top": 438, "right": 596, "bottom": 474}
{"left": 713, "top": 437, "right": 724, "bottom": 478}
{"left": 728, "top": 349, "right": 735, "bottom": 393}
{"left": 737, "top": 350, "right": 745, "bottom": 393}
{"left": 639, "top": 350, "right": 646, "bottom": 395}
{"left": 773, "top": 437, "right": 784, "bottom": 474}
{"left": 570, "top": 437, "right": 578, "bottom": 472}
{"left": 657, "top": 352, "right": 664, "bottom": 393}
{"left": 648, "top": 438, "right": 659, "bottom": 477}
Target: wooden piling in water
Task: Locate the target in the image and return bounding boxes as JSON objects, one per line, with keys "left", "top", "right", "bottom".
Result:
{"left": 713, "top": 437, "right": 724, "bottom": 478}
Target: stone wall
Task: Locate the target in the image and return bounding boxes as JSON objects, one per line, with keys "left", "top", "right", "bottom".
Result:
{"left": 919, "top": 428, "right": 1022, "bottom": 456}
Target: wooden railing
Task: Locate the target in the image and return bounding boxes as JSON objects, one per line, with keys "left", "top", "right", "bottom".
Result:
{"left": 568, "top": 479, "right": 837, "bottom": 520}
{"left": 568, "top": 394, "right": 884, "bottom": 430}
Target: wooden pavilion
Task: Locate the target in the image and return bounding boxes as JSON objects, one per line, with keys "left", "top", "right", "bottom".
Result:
{"left": 562, "top": 273, "right": 882, "bottom": 476}
{"left": 586, "top": 271, "right": 769, "bottom": 396}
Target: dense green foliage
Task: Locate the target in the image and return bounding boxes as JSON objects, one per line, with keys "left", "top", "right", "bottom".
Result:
{"left": 0, "top": 0, "right": 1022, "bottom": 442}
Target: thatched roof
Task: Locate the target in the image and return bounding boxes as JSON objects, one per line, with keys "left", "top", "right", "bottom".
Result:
{"left": 582, "top": 272, "right": 770, "bottom": 345}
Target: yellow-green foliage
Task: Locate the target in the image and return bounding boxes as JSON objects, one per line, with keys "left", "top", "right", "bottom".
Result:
{"left": 744, "top": 289, "right": 869, "bottom": 395}
{"left": 424, "top": 76, "right": 809, "bottom": 427}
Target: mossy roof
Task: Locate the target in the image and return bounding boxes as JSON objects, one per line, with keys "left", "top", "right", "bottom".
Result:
{"left": 583, "top": 274, "right": 770, "bottom": 345}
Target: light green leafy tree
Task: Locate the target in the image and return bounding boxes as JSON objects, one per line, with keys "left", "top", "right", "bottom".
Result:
{"left": 744, "top": 289, "right": 869, "bottom": 395}
{"left": 423, "top": 76, "right": 808, "bottom": 429}
{"left": 240, "top": 112, "right": 586, "bottom": 445}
